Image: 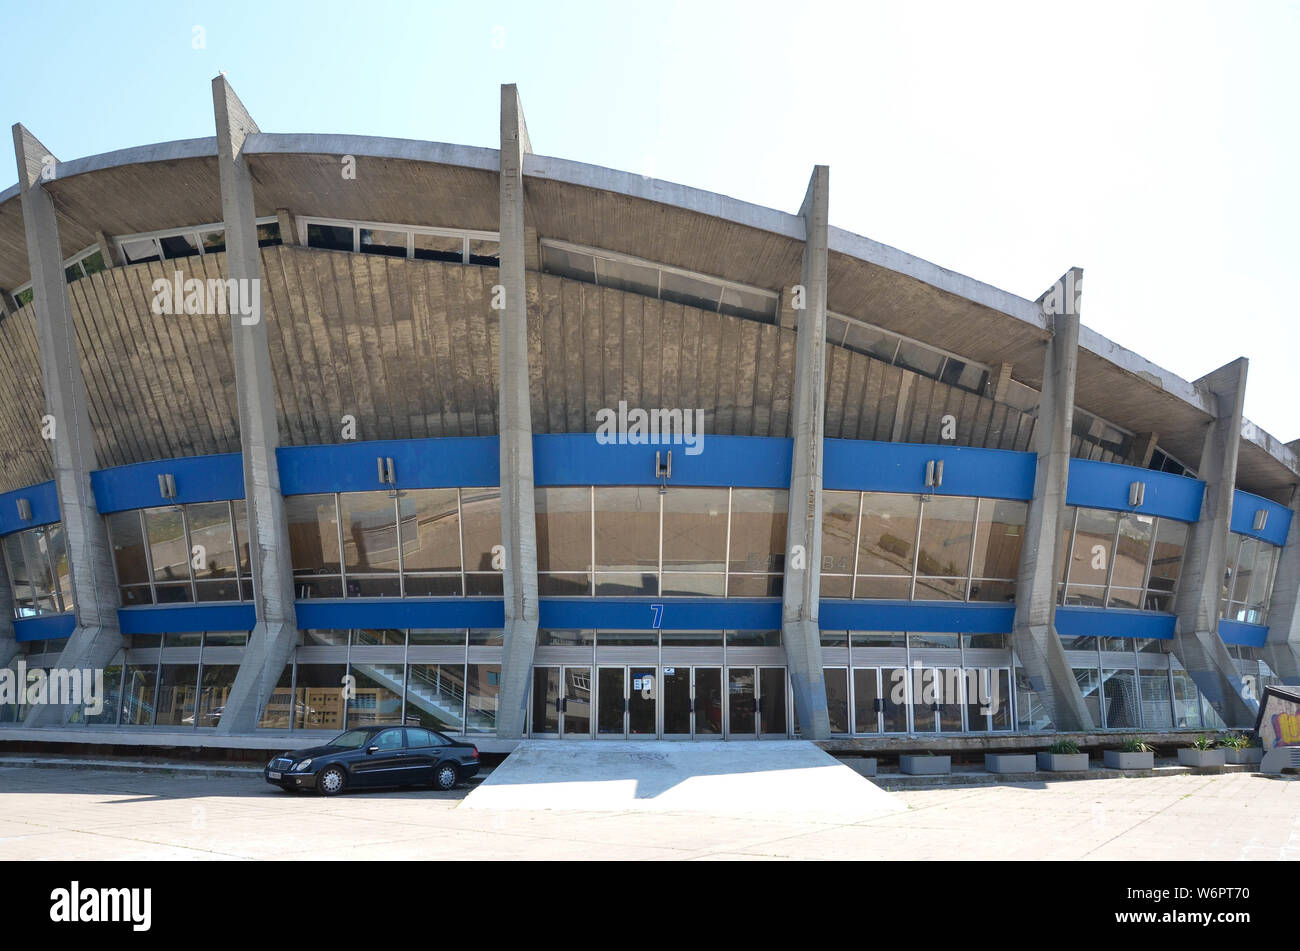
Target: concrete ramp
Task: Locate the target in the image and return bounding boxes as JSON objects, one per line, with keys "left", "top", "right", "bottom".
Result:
{"left": 462, "top": 741, "right": 904, "bottom": 821}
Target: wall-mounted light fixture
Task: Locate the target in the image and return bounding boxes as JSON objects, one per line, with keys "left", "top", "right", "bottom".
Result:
{"left": 158, "top": 473, "right": 177, "bottom": 500}
{"left": 1128, "top": 481, "right": 1146, "bottom": 507}
{"left": 1254, "top": 509, "right": 1268, "bottom": 532}
{"left": 925, "top": 459, "right": 944, "bottom": 488}
{"left": 15, "top": 498, "right": 31, "bottom": 521}
{"left": 377, "top": 457, "right": 396, "bottom": 486}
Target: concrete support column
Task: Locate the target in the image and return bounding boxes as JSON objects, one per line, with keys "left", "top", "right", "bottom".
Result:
{"left": 780, "top": 166, "right": 832, "bottom": 740}
{"left": 0, "top": 554, "right": 17, "bottom": 670}
{"left": 94, "top": 230, "right": 121, "bottom": 268}
{"left": 1010, "top": 269, "right": 1095, "bottom": 732}
{"left": 1127, "top": 431, "right": 1160, "bottom": 469}
{"left": 494, "top": 84, "right": 540, "bottom": 739}
{"left": 12, "top": 124, "right": 124, "bottom": 726}
{"left": 275, "top": 208, "right": 298, "bottom": 247}
{"left": 210, "top": 76, "right": 300, "bottom": 734}
{"left": 1262, "top": 489, "right": 1300, "bottom": 683}
{"left": 1171, "top": 358, "right": 1258, "bottom": 726}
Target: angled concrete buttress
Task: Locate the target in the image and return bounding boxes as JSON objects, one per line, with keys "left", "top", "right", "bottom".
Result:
{"left": 1009, "top": 269, "right": 1095, "bottom": 732}
{"left": 780, "top": 166, "right": 832, "bottom": 740}
{"left": 494, "top": 84, "right": 540, "bottom": 739}
{"left": 0, "top": 555, "right": 17, "bottom": 670}
{"left": 1171, "top": 358, "right": 1259, "bottom": 726}
{"left": 211, "top": 76, "right": 300, "bottom": 734}
{"left": 1262, "top": 489, "right": 1300, "bottom": 683}
{"left": 12, "top": 124, "right": 125, "bottom": 725}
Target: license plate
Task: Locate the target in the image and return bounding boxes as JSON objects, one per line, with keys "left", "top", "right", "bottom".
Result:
{"left": 269, "top": 771, "right": 282, "bottom": 779}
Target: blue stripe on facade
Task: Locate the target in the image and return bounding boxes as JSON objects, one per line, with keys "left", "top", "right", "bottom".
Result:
{"left": 533, "top": 434, "right": 792, "bottom": 487}
{"left": 13, "top": 613, "right": 76, "bottom": 642}
{"left": 294, "top": 598, "right": 505, "bottom": 630}
{"left": 91, "top": 454, "right": 245, "bottom": 514}
{"left": 278, "top": 437, "right": 500, "bottom": 495}
{"left": 1217, "top": 618, "right": 1269, "bottom": 648}
{"left": 0, "top": 481, "right": 60, "bottom": 536}
{"left": 1229, "top": 489, "right": 1291, "bottom": 546}
{"left": 1065, "top": 458, "right": 1204, "bottom": 522}
{"left": 539, "top": 597, "right": 782, "bottom": 630}
{"left": 818, "top": 599, "right": 1016, "bottom": 633}
{"left": 823, "top": 439, "right": 1035, "bottom": 500}
{"left": 1054, "top": 605, "right": 1176, "bottom": 639}
{"left": 118, "top": 603, "right": 257, "bottom": 634}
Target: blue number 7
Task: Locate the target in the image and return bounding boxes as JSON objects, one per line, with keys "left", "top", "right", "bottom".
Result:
{"left": 650, "top": 603, "right": 663, "bottom": 629}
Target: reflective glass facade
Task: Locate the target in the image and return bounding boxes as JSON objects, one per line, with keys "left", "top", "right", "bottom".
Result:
{"left": 2, "top": 523, "right": 73, "bottom": 617}
{"left": 1056, "top": 507, "right": 1187, "bottom": 612}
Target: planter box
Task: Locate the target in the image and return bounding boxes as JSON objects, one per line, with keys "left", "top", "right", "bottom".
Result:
{"left": 1223, "top": 748, "right": 1263, "bottom": 765}
{"left": 900, "top": 755, "right": 951, "bottom": 775}
{"left": 1104, "top": 750, "right": 1155, "bottom": 770}
{"left": 842, "top": 757, "right": 878, "bottom": 777}
{"left": 1177, "top": 748, "right": 1226, "bottom": 769}
{"left": 1036, "top": 752, "right": 1090, "bottom": 772}
{"left": 985, "top": 753, "right": 1037, "bottom": 774}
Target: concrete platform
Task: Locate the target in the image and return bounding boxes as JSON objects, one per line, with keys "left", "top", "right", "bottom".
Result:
{"left": 461, "top": 740, "right": 904, "bottom": 820}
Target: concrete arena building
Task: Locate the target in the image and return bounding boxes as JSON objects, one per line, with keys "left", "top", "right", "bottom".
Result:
{"left": 0, "top": 77, "right": 1297, "bottom": 756}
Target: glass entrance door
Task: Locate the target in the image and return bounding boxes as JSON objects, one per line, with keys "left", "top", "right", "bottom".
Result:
{"left": 597, "top": 666, "right": 626, "bottom": 737}
{"left": 629, "top": 667, "right": 657, "bottom": 736}
{"left": 662, "top": 667, "right": 692, "bottom": 738}
{"left": 758, "top": 667, "right": 788, "bottom": 736}
{"left": 561, "top": 666, "right": 592, "bottom": 737}
{"left": 531, "top": 666, "right": 559, "bottom": 736}
{"left": 695, "top": 667, "right": 723, "bottom": 737}
{"left": 727, "top": 667, "right": 757, "bottom": 737}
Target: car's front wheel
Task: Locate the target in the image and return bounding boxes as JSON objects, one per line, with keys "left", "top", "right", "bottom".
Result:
{"left": 317, "top": 765, "right": 347, "bottom": 796}
{"left": 432, "top": 763, "right": 460, "bottom": 791}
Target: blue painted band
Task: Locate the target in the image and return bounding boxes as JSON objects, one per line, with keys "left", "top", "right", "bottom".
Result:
{"left": 539, "top": 597, "right": 782, "bottom": 630}
{"left": 533, "top": 434, "right": 792, "bottom": 487}
{"left": 0, "top": 481, "right": 60, "bottom": 536}
{"left": 279, "top": 437, "right": 500, "bottom": 495}
{"left": 823, "top": 439, "right": 1035, "bottom": 499}
{"left": 1066, "top": 458, "right": 1204, "bottom": 522}
{"left": 294, "top": 598, "right": 505, "bottom": 630}
{"left": 1230, "top": 489, "right": 1291, "bottom": 547}
{"left": 1218, "top": 618, "right": 1269, "bottom": 648}
{"left": 117, "top": 603, "right": 257, "bottom": 634}
{"left": 818, "top": 599, "right": 1016, "bottom": 633}
{"left": 13, "top": 613, "right": 76, "bottom": 642}
{"left": 1054, "top": 605, "right": 1176, "bottom": 640}
{"left": 92, "top": 454, "right": 244, "bottom": 513}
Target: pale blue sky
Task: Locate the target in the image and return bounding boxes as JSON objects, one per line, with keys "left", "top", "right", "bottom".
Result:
{"left": 2, "top": 0, "right": 1297, "bottom": 441}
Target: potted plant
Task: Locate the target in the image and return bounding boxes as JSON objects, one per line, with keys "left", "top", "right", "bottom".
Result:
{"left": 1177, "top": 734, "right": 1227, "bottom": 770}
{"left": 900, "top": 751, "right": 951, "bottom": 775}
{"left": 1104, "top": 738, "right": 1155, "bottom": 770}
{"left": 1036, "top": 739, "right": 1089, "bottom": 772}
{"left": 1218, "top": 733, "right": 1263, "bottom": 766}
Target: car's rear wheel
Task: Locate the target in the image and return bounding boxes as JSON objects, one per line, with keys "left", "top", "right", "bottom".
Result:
{"left": 432, "top": 762, "right": 460, "bottom": 791}
{"left": 318, "top": 766, "right": 347, "bottom": 796}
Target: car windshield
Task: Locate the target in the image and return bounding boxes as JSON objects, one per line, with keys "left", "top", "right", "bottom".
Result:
{"left": 326, "top": 729, "right": 374, "bottom": 749}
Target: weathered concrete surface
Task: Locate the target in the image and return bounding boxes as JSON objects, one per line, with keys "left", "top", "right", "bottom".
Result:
{"left": 1263, "top": 491, "right": 1300, "bottom": 683}
{"left": 461, "top": 740, "right": 904, "bottom": 821}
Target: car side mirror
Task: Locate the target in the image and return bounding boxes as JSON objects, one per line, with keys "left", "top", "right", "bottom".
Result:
{"left": 366, "top": 745, "right": 379, "bottom": 755}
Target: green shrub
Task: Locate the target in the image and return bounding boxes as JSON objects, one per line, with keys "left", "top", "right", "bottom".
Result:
{"left": 1218, "top": 733, "right": 1250, "bottom": 750}
{"left": 1192, "top": 734, "right": 1216, "bottom": 751}
{"left": 1119, "top": 738, "right": 1153, "bottom": 753}
{"left": 1047, "top": 739, "right": 1080, "bottom": 755}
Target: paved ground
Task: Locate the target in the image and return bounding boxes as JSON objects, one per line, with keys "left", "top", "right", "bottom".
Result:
{"left": 462, "top": 741, "right": 905, "bottom": 821}
{"left": 1, "top": 765, "right": 1296, "bottom": 860}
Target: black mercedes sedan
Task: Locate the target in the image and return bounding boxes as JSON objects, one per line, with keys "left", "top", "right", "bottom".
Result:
{"left": 265, "top": 725, "right": 480, "bottom": 795}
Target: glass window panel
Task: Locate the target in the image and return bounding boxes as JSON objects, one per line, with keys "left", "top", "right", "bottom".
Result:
{"left": 1066, "top": 508, "right": 1118, "bottom": 594}
{"left": 359, "top": 228, "right": 408, "bottom": 257}
{"left": 1171, "top": 671, "right": 1203, "bottom": 727}
{"left": 64, "top": 262, "right": 84, "bottom": 282}
{"left": 409, "top": 629, "right": 467, "bottom": 646}
{"left": 538, "top": 572, "right": 591, "bottom": 596}
{"left": 595, "top": 256, "right": 658, "bottom": 296}
{"left": 256, "top": 221, "right": 282, "bottom": 247}
{"left": 24, "top": 528, "right": 58, "bottom": 613}
{"left": 914, "top": 495, "right": 976, "bottom": 598}
{"left": 991, "top": 669, "right": 1012, "bottom": 730}
{"left": 158, "top": 232, "right": 200, "bottom": 259}
{"left": 909, "top": 633, "right": 959, "bottom": 649}
{"left": 346, "top": 665, "right": 404, "bottom": 727}
{"left": 728, "top": 488, "right": 787, "bottom": 574}
{"left": 405, "top": 663, "right": 466, "bottom": 732}
{"left": 758, "top": 667, "right": 787, "bottom": 734}
{"left": 1102, "top": 668, "right": 1139, "bottom": 728}
{"left": 1246, "top": 543, "right": 1277, "bottom": 609}
{"left": 909, "top": 667, "right": 939, "bottom": 732}
{"left": 200, "top": 230, "right": 226, "bottom": 253}
{"left": 294, "top": 663, "right": 347, "bottom": 730}
{"left": 196, "top": 664, "right": 238, "bottom": 726}
{"left": 3, "top": 531, "right": 34, "bottom": 616}
{"left": 1230, "top": 536, "right": 1259, "bottom": 606}
{"left": 541, "top": 244, "right": 595, "bottom": 283}
{"left": 821, "top": 490, "right": 859, "bottom": 577}
{"left": 824, "top": 668, "right": 849, "bottom": 734}
{"left": 120, "top": 238, "right": 160, "bottom": 264}
{"left": 465, "top": 572, "right": 504, "bottom": 596}
{"left": 413, "top": 232, "right": 463, "bottom": 262}
{"left": 851, "top": 632, "right": 906, "bottom": 648}
{"left": 660, "top": 572, "right": 725, "bottom": 597}
{"left": 1109, "top": 512, "right": 1154, "bottom": 594}
{"left": 819, "top": 631, "right": 848, "bottom": 647}
{"left": 466, "top": 664, "right": 501, "bottom": 733}
{"left": 856, "top": 493, "right": 919, "bottom": 576}
{"left": 468, "top": 239, "right": 500, "bottom": 266}
{"left": 726, "top": 574, "right": 782, "bottom": 597}
{"left": 306, "top": 223, "right": 354, "bottom": 252}
{"left": 1074, "top": 668, "right": 1102, "bottom": 725}
{"left": 825, "top": 315, "right": 849, "bottom": 346}
{"left": 155, "top": 664, "right": 199, "bottom": 726}
{"left": 43, "top": 523, "right": 73, "bottom": 612}
{"left": 718, "top": 286, "right": 778, "bottom": 323}
{"left": 398, "top": 489, "right": 460, "bottom": 573}
{"left": 821, "top": 575, "right": 853, "bottom": 598}
{"left": 1140, "top": 670, "right": 1173, "bottom": 729}
{"left": 535, "top": 487, "right": 591, "bottom": 572}
{"left": 594, "top": 487, "right": 658, "bottom": 572}
{"left": 841, "top": 321, "right": 900, "bottom": 362}
{"left": 595, "top": 572, "right": 657, "bottom": 596}
{"left": 969, "top": 579, "right": 1016, "bottom": 603}
{"left": 852, "top": 668, "right": 880, "bottom": 733}
{"left": 662, "top": 487, "right": 728, "bottom": 571}
{"left": 1107, "top": 587, "right": 1144, "bottom": 610}
{"left": 965, "top": 669, "right": 993, "bottom": 732}
{"left": 726, "top": 630, "right": 781, "bottom": 646}
{"left": 106, "top": 510, "right": 152, "bottom": 590}
{"left": 970, "top": 499, "right": 1027, "bottom": 581}
{"left": 854, "top": 576, "right": 912, "bottom": 599}
{"left": 460, "top": 487, "right": 501, "bottom": 573}
{"left": 122, "top": 664, "right": 158, "bottom": 726}
{"left": 339, "top": 491, "right": 399, "bottom": 574}
{"left": 1060, "top": 635, "right": 1099, "bottom": 651}
{"left": 231, "top": 500, "right": 250, "bottom": 580}
{"left": 79, "top": 249, "right": 106, "bottom": 276}
{"left": 893, "top": 340, "right": 946, "bottom": 377}
{"left": 1015, "top": 667, "right": 1055, "bottom": 732}
{"left": 659, "top": 269, "right": 721, "bottom": 311}
{"left": 144, "top": 506, "right": 191, "bottom": 592}
{"left": 1141, "top": 517, "right": 1186, "bottom": 604}
{"left": 286, "top": 494, "right": 341, "bottom": 578}
{"left": 537, "top": 629, "right": 595, "bottom": 647}
{"left": 84, "top": 665, "right": 122, "bottom": 725}
{"left": 881, "top": 667, "right": 909, "bottom": 732}
{"left": 403, "top": 574, "right": 462, "bottom": 597}
{"left": 187, "top": 501, "right": 237, "bottom": 581}
{"left": 469, "top": 629, "right": 503, "bottom": 646}
{"left": 598, "top": 630, "right": 654, "bottom": 647}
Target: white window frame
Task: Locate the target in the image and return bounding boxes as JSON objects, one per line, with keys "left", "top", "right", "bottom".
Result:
{"left": 115, "top": 216, "right": 280, "bottom": 264}
{"left": 297, "top": 216, "right": 499, "bottom": 263}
